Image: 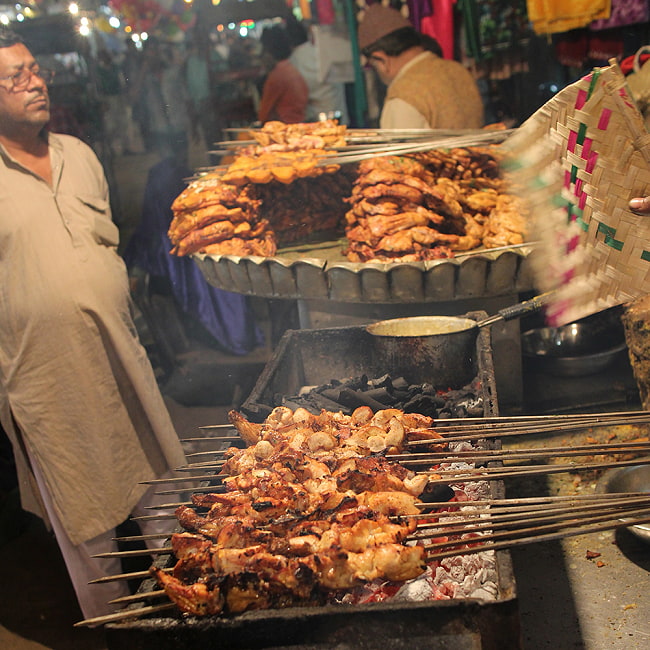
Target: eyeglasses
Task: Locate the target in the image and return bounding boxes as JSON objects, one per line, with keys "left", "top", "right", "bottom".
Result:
{"left": 0, "top": 65, "right": 55, "bottom": 91}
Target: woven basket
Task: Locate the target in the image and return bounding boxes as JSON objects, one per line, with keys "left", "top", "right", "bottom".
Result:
{"left": 504, "top": 61, "right": 650, "bottom": 326}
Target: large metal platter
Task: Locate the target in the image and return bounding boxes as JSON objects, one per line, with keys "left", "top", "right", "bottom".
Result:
{"left": 193, "top": 240, "right": 537, "bottom": 303}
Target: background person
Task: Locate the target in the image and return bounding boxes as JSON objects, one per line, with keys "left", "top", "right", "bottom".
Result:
{"left": 138, "top": 39, "right": 191, "bottom": 163}
{"left": 287, "top": 17, "right": 351, "bottom": 124}
{"left": 257, "top": 24, "right": 308, "bottom": 124}
{"left": 358, "top": 4, "right": 484, "bottom": 130}
{"left": 0, "top": 27, "right": 185, "bottom": 619}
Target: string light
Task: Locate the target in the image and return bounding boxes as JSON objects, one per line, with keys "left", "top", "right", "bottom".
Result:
{"left": 68, "top": 2, "right": 79, "bottom": 15}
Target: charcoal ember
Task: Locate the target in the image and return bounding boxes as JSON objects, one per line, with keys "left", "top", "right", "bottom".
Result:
{"left": 402, "top": 394, "right": 445, "bottom": 418}
{"left": 362, "top": 387, "right": 394, "bottom": 404}
{"left": 388, "top": 376, "right": 410, "bottom": 391}
{"left": 271, "top": 374, "right": 483, "bottom": 418}
{"left": 337, "top": 387, "right": 388, "bottom": 411}
{"left": 419, "top": 484, "right": 456, "bottom": 503}
{"left": 436, "top": 379, "right": 484, "bottom": 418}
{"left": 280, "top": 393, "right": 344, "bottom": 414}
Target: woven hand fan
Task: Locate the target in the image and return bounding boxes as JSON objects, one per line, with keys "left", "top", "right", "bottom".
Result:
{"left": 504, "top": 61, "right": 650, "bottom": 326}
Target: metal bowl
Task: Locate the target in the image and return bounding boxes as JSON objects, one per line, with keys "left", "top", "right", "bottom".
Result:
{"left": 521, "top": 309, "right": 627, "bottom": 377}
{"left": 596, "top": 463, "right": 650, "bottom": 543}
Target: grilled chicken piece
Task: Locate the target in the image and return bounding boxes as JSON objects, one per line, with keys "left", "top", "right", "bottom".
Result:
{"left": 228, "top": 410, "right": 262, "bottom": 445}
{"left": 153, "top": 540, "right": 425, "bottom": 616}
{"left": 358, "top": 155, "right": 430, "bottom": 180}
{"left": 151, "top": 567, "right": 225, "bottom": 616}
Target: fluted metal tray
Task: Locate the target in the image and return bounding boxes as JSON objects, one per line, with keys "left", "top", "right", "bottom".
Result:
{"left": 193, "top": 240, "right": 537, "bottom": 304}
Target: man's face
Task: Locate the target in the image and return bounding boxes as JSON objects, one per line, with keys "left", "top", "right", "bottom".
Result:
{"left": 0, "top": 43, "right": 50, "bottom": 132}
{"left": 366, "top": 52, "right": 394, "bottom": 85}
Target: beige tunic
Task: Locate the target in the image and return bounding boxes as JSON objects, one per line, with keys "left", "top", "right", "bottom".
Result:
{"left": 0, "top": 133, "right": 185, "bottom": 545}
{"left": 381, "top": 51, "right": 484, "bottom": 130}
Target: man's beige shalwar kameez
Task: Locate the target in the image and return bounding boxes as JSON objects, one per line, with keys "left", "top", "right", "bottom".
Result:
{"left": 0, "top": 132, "right": 185, "bottom": 549}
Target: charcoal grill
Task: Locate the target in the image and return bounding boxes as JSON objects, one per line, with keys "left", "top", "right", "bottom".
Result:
{"left": 105, "top": 313, "right": 521, "bottom": 649}
{"left": 241, "top": 312, "right": 498, "bottom": 422}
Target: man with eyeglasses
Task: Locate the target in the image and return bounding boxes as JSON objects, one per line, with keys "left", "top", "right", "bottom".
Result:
{"left": 358, "top": 4, "right": 484, "bottom": 130}
{"left": 0, "top": 27, "right": 185, "bottom": 618}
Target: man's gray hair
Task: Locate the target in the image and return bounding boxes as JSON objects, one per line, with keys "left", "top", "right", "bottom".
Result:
{"left": 0, "top": 27, "right": 23, "bottom": 49}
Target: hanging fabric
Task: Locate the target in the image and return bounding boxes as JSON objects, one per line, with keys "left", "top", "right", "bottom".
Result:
{"left": 459, "top": 0, "right": 532, "bottom": 62}
{"left": 420, "top": 0, "right": 455, "bottom": 60}
{"left": 590, "top": 0, "right": 649, "bottom": 31}
{"left": 315, "top": 0, "right": 336, "bottom": 24}
{"left": 526, "top": 0, "right": 611, "bottom": 36}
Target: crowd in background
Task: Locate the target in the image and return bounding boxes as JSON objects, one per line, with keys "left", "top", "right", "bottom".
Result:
{"left": 51, "top": 19, "right": 353, "bottom": 172}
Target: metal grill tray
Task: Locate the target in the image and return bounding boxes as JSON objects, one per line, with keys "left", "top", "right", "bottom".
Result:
{"left": 106, "top": 318, "right": 521, "bottom": 649}
{"left": 193, "top": 242, "right": 536, "bottom": 303}
{"left": 241, "top": 315, "right": 497, "bottom": 421}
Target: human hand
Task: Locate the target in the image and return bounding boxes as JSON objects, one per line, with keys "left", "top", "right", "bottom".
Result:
{"left": 629, "top": 196, "right": 650, "bottom": 214}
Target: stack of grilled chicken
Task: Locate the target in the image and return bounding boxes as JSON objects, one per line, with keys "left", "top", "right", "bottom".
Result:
{"left": 344, "top": 148, "right": 527, "bottom": 263}
{"left": 151, "top": 406, "right": 448, "bottom": 617}
{"left": 167, "top": 122, "right": 528, "bottom": 261}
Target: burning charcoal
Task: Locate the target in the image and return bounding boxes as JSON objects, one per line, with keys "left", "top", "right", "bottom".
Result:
{"left": 281, "top": 398, "right": 316, "bottom": 412}
{"left": 370, "top": 373, "right": 393, "bottom": 387}
{"left": 319, "top": 388, "right": 346, "bottom": 403}
{"left": 362, "top": 387, "right": 395, "bottom": 404}
{"left": 390, "top": 376, "right": 410, "bottom": 391}
{"left": 268, "top": 374, "right": 484, "bottom": 417}
{"left": 292, "top": 392, "right": 350, "bottom": 414}
{"left": 390, "top": 389, "right": 411, "bottom": 403}
{"left": 402, "top": 394, "right": 444, "bottom": 418}
{"left": 420, "top": 484, "right": 456, "bottom": 503}
{"left": 337, "top": 387, "right": 388, "bottom": 411}
{"left": 338, "top": 375, "right": 371, "bottom": 391}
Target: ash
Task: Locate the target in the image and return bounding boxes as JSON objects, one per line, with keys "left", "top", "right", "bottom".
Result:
{"left": 394, "top": 548, "right": 498, "bottom": 602}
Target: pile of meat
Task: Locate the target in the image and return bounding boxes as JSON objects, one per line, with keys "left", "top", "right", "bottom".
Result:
{"left": 167, "top": 175, "right": 275, "bottom": 257}
{"left": 168, "top": 122, "right": 353, "bottom": 254}
{"left": 151, "top": 406, "right": 498, "bottom": 618}
{"left": 167, "top": 121, "right": 527, "bottom": 260}
{"left": 344, "top": 148, "right": 527, "bottom": 263}
{"left": 242, "top": 119, "right": 348, "bottom": 152}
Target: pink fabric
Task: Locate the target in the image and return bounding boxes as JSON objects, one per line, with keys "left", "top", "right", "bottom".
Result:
{"left": 315, "top": 0, "right": 336, "bottom": 25}
{"left": 591, "top": 0, "right": 650, "bottom": 30}
{"left": 420, "top": 0, "right": 456, "bottom": 60}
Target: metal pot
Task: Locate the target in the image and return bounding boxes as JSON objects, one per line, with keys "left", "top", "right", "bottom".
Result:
{"left": 596, "top": 462, "right": 650, "bottom": 544}
{"left": 365, "top": 294, "right": 551, "bottom": 387}
{"left": 521, "top": 306, "right": 627, "bottom": 377}
{"left": 366, "top": 315, "right": 480, "bottom": 387}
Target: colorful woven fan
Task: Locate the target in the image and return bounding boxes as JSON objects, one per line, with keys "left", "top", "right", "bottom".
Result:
{"left": 504, "top": 61, "right": 650, "bottom": 326}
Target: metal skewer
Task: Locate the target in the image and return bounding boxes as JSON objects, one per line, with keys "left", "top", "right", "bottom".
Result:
{"left": 420, "top": 456, "right": 650, "bottom": 484}
{"left": 92, "top": 546, "right": 173, "bottom": 560}
{"left": 392, "top": 441, "right": 650, "bottom": 465}
{"left": 89, "top": 568, "right": 172, "bottom": 584}
{"left": 424, "top": 512, "right": 650, "bottom": 561}
{"left": 108, "top": 590, "right": 167, "bottom": 605}
{"left": 409, "top": 496, "right": 650, "bottom": 539}
{"left": 321, "top": 130, "right": 513, "bottom": 166}
{"left": 140, "top": 474, "right": 224, "bottom": 485}
{"left": 74, "top": 603, "right": 176, "bottom": 628}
